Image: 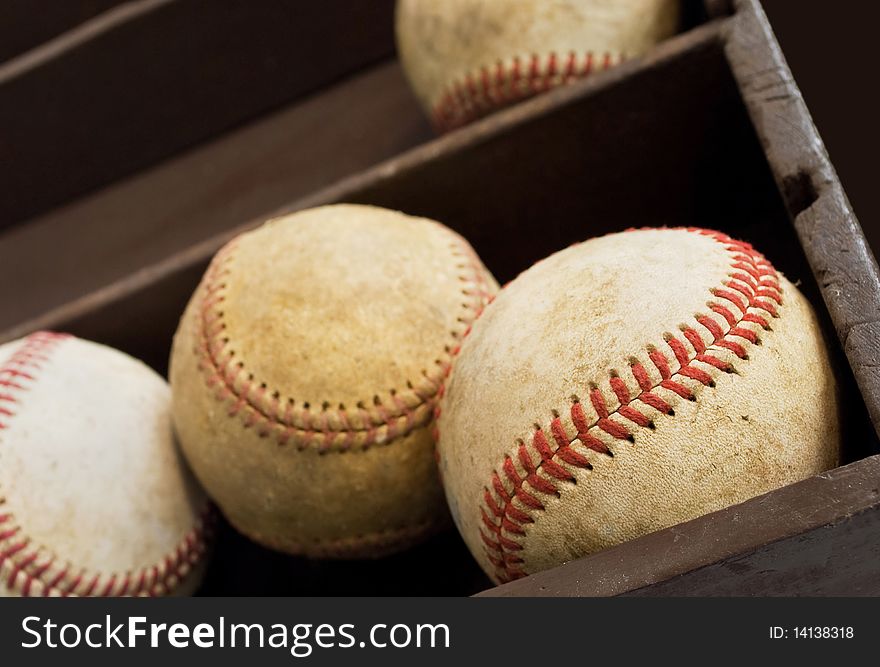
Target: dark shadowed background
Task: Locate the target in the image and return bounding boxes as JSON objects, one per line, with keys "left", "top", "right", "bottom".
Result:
{"left": 761, "top": 0, "right": 879, "bottom": 252}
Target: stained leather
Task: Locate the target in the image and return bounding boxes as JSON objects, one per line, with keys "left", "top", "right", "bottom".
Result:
{"left": 0, "top": 334, "right": 208, "bottom": 596}
{"left": 437, "top": 229, "right": 841, "bottom": 583}
{"left": 396, "top": 0, "right": 680, "bottom": 123}
{"left": 170, "top": 204, "right": 498, "bottom": 557}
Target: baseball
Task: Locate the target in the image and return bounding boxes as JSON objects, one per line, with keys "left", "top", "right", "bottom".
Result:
{"left": 0, "top": 333, "right": 211, "bottom": 596}
{"left": 170, "top": 204, "right": 497, "bottom": 557}
{"left": 396, "top": 0, "right": 680, "bottom": 130}
{"left": 436, "top": 228, "right": 841, "bottom": 583}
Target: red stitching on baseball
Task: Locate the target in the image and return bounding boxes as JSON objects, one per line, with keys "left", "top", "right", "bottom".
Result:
{"left": 195, "top": 227, "right": 493, "bottom": 454}
{"left": 431, "top": 50, "right": 625, "bottom": 132}
{"left": 682, "top": 327, "right": 706, "bottom": 353}
{"left": 0, "top": 332, "right": 214, "bottom": 597}
{"left": 463, "top": 228, "right": 783, "bottom": 582}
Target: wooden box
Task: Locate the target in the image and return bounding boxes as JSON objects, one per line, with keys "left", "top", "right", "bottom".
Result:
{"left": 1, "top": 0, "right": 878, "bottom": 596}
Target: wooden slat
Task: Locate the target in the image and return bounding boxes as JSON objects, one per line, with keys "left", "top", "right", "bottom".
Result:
{"left": 479, "top": 455, "right": 880, "bottom": 596}
{"left": 0, "top": 0, "right": 397, "bottom": 228}
{"left": 722, "top": 0, "right": 880, "bottom": 439}
{"left": 0, "top": 0, "right": 126, "bottom": 62}
{"left": 0, "top": 20, "right": 736, "bottom": 356}
{"left": 0, "top": 61, "right": 430, "bottom": 334}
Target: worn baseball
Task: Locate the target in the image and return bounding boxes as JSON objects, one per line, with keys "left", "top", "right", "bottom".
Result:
{"left": 436, "top": 228, "right": 841, "bottom": 583}
{"left": 0, "top": 333, "right": 211, "bottom": 597}
{"left": 396, "top": 0, "right": 680, "bottom": 130}
{"left": 170, "top": 204, "right": 497, "bottom": 557}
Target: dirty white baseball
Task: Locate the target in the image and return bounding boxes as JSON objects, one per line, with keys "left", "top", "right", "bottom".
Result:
{"left": 169, "top": 204, "right": 498, "bottom": 558}
{"left": 436, "top": 228, "right": 841, "bottom": 583}
{"left": 396, "top": 0, "right": 680, "bottom": 130}
{"left": 0, "top": 333, "right": 211, "bottom": 596}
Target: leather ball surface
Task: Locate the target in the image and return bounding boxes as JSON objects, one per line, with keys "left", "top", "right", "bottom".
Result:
{"left": 436, "top": 228, "right": 840, "bottom": 583}
{"left": 396, "top": 0, "right": 680, "bottom": 130}
{"left": 0, "top": 333, "right": 210, "bottom": 597}
{"left": 170, "top": 204, "right": 498, "bottom": 558}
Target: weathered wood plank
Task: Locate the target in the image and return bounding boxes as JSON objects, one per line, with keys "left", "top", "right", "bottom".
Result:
{"left": 0, "top": 0, "right": 397, "bottom": 228}
{"left": 0, "top": 0, "right": 125, "bottom": 62}
{"left": 0, "top": 62, "right": 430, "bottom": 334}
{"left": 479, "top": 456, "right": 880, "bottom": 596}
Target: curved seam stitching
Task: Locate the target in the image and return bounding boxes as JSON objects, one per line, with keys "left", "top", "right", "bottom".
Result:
{"left": 442, "top": 228, "right": 783, "bottom": 583}
{"left": 0, "top": 332, "right": 214, "bottom": 597}
{"left": 431, "top": 50, "right": 625, "bottom": 131}
{"left": 196, "top": 223, "right": 494, "bottom": 454}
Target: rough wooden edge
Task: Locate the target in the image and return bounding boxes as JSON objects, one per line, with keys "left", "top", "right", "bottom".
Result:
{"left": 0, "top": 18, "right": 729, "bottom": 346}
{"left": 478, "top": 455, "right": 880, "bottom": 596}
{"left": 723, "top": 0, "right": 880, "bottom": 437}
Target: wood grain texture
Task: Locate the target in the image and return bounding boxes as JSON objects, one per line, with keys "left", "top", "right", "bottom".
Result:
{"left": 0, "top": 20, "right": 737, "bottom": 354}
{"left": 479, "top": 456, "right": 880, "bottom": 596}
{"left": 0, "top": 0, "right": 397, "bottom": 229}
{"left": 723, "top": 0, "right": 880, "bottom": 439}
{"left": 0, "top": 62, "right": 430, "bottom": 334}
